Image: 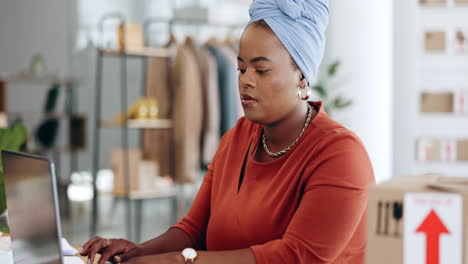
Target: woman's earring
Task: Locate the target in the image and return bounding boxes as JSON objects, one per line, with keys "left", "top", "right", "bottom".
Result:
{"left": 297, "top": 87, "right": 311, "bottom": 101}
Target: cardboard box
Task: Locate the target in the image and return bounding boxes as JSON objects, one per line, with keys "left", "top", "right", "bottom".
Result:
{"left": 111, "top": 149, "right": 159, "bottom": 196}
{"left": 417, "top": 138, "right": 460, "bottom": 162}
{"left": 424, "top": 31, "right": 446, "bottom": 52}
{"left": 118, "top": 23, "right": 144, "bottom": 52}
{"left": 138, "top": 160, "right": 159, "bottom": 192}
{"left": 112, "top": 148, "right": 142, "bottom": 194}
{"left": 420, "top": 92, "right": 454, "bottom": 113}
{"left": 366, "top": 175, "right": 468, "bottom": 264}
{"left": 457, "top": 139, "right": 468, "bottom": 161}
{"left": 441, "top": 139, "right": 457, "bottom": 162}
{"left": 416, "top": 138, "right": 441, "bottom": 161}
{"left": 454, "top": 91, "right": 468, "bottom": 113}
{"left": 420, "top": 0, "right": 447, "bottom": 4}
{"left": 455, "top": 30, "right": 468, "bottom": 53}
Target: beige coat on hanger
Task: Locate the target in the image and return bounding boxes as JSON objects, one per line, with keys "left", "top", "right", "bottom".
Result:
{"left": 171, "top": 44, "right": 203, "bottom": 183}
{"left": 143, "top": 57, "right": 172, "bottom": 176}
{"left": 187, "top": 43, "right": 221, "bottom": 165}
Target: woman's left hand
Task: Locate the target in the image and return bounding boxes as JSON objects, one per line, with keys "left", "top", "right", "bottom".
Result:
{"left": 121, "top": 252, "right": 183, "bottom": 264}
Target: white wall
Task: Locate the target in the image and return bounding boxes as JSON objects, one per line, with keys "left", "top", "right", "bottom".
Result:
{"left": 0, "top": 0, "right": 69, "bottom": 75}
{"left": 393, "top": 0, "right": 419, "bottom": 178}
{"left": 324, "top": 0, "right": 394, "bottom": 182}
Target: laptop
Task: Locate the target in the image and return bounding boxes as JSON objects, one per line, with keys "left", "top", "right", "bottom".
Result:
{"left": 1, "top": 150, "right": 83, "bottom": 264}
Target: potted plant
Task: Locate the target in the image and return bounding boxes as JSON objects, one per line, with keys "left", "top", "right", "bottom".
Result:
{"left": 0, "top": 122, "right": 27, "bottom": 232}
{"left": 311, "top": 60, "right": 353, "bottom": 116}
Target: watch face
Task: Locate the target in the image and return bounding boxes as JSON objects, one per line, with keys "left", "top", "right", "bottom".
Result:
{"left": 182, "top": 248, "right": 197, "bottom": 259}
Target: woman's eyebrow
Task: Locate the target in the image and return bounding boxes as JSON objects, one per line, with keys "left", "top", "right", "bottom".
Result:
{"left": 237, "top": 56, "right": 272, "bottom": 63}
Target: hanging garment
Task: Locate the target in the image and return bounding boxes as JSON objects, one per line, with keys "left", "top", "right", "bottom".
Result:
{"left": 187, "top": 43, "right": 221, "bottom": 165}
{"left": 216, "top": 44, "right": 244, "bottom": 119}
{"left": 206, "top": 45, "right": 239, "bottom": 135}
{"left": 172, "top": 44, "right": 203, "bottom": 183}
{"left": 35, "top": 83, "right": 64, "bottom": 148}
{"left": 143, "top": 56, "right": 172, "bottom": 177}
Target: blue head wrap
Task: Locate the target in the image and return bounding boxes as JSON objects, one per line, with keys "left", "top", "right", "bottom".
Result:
{"left": 248, "top": 0, "right": 329, "bottom": 84}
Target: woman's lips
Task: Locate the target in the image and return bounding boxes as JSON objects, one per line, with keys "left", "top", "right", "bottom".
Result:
{"left": 241, "top": 95, "right": 257, "bottom": 106}
{"left": 241, "top": 99, "right": 257, "bottom": 106}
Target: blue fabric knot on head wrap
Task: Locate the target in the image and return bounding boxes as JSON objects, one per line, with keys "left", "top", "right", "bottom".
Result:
{"left": 248, "top": 0, "right": 329, "bottom": 85}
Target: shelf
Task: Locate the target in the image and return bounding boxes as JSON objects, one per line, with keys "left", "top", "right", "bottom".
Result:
{"left": 1, "top": 74, "right": 79, "bottom": 86}
{"left": 419, "top": 112, "right": 468, "bottom": 116}
{"left": 113, "top": 188, "right": 176, "bottom": 200}
{"left": 413, "top": 162, "right": 468, "bottom": 177}
{"left": 100, "top": 47, "right": 170, "bottom": 58}
{"left": 30, "top": 146, "right": 84, "bottom": 154}
{"left": 7, "top": 111, "right": 85, "bottom": 120}
{"left": 100, "top": 119, "right": 172, "bottom": 129}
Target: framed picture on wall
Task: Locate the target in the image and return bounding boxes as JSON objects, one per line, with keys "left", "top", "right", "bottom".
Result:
{"left": 420, "top": 0, "right": 447, "bottom": 5}
{"left": 424, "top": 31, "right": 446, "bottom": 52}
{"left": 455, "top": 29, "right": 468, "bottom": 53}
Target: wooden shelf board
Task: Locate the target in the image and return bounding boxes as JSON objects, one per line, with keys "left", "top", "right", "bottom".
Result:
{"left": 1, "top": 74, "right": 79, "bottom": 86}
{"left": 113, "top": 188, "right": 176, "bottom": 200}
{"left": 100, "top": 47, "right": 170, "bottom": 58}
{"left": 100, "top": 119, "right": 172, "bottom": 129}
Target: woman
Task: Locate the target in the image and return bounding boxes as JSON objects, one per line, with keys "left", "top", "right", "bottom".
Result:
{"left": 80, "top": 0, "right": 375, "bottom": 263}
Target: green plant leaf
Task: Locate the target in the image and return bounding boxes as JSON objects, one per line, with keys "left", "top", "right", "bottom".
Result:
{"left": 1, "top": 123, "right": 27, "bottom": 150}
{"left": 332, "top": 96, "right": 353, "bottom": 109}
{"left": 0, "top": 223, "right": 9, "bottom": 233}
{"left": 311, "top": 83, "right": 327, "bottom": 98}
{"left": 0, "top": 122, "right": 28, "bottom": 214}
{"left": 0, "top": 129, "right": 6, "bottom": 152}
{"left": 328, "top": 60, "right": 341, "bottom": 77}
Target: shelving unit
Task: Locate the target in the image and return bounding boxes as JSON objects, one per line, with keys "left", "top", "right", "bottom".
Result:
{"left": 90, "top": 12, "right": 246, "bottom": 241}
{"left": 0, "top": 74, "right": 84, "bottom": 148}
{"left": 396, "top": 0, "right": 468, "bottom": 177}
{"left": 0, "top": 74, "right": 84, "bottom": 218}
{"left": 91, "top": 14, "right": 177, "bottom": 242}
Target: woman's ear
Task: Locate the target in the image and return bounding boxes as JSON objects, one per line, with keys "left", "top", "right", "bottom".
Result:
{"left": 299, "top": 75, "right": 308, "bottom": 89}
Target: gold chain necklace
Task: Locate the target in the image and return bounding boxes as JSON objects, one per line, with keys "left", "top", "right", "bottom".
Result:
{"left": 262, "top": 104, "right": 313, "bottom": 158}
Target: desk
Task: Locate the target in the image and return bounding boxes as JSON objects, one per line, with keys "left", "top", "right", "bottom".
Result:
{"left": 0, "top": 233, "right": 99, "bottom": 264}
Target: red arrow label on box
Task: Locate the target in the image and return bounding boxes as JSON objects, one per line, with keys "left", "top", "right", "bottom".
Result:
{"left": 416, "top": 209, "right": 450, "bottom": 264}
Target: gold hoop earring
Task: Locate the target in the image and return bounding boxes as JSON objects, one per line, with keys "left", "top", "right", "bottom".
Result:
{"left": 297, "top": 87, "right": 311, "bottom": 101}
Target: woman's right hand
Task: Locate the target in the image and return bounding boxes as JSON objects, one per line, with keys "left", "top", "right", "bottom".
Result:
{"left": 79, "top": 236, "right": 142, "bottom": 264}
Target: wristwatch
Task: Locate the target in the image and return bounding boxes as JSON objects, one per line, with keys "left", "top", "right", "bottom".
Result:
{"left": 182, "top": 248, "right": 198, "bottom": 264}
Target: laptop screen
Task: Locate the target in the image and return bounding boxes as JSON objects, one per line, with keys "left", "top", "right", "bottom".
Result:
{"left": 2, "top": 151, "right": 63, "bottom": 264}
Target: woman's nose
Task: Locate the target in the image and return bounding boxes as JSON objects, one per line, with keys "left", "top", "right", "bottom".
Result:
{"left": 239, "top": 69, "right": 255, "bottom": 88}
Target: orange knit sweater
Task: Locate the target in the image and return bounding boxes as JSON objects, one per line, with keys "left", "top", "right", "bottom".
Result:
{"left": 173, "top": 102, "right": 375, "bottom": 263}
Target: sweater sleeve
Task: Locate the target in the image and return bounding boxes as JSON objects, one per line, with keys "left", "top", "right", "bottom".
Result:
{"left": 171, "top": 129, "right": 233, "bottom": 250}
{"left": 250, "top": 133, "right": 375, "bottom": 263}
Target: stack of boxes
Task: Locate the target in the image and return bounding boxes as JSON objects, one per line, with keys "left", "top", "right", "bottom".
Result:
{"left": 418, "top": 92, "right": 468, "bottom": 162}
{"left": 111, "top": 148, "right": 161, "bottom": 196}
